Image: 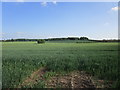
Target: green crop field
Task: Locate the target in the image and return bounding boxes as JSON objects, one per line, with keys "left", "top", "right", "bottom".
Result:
{"left": 2, "top": 41, "right": 119, "bottom": 88}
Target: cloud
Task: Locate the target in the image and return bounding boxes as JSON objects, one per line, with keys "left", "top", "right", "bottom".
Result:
{"left": 16, "top": 0, "right": 24, "bottom": 2}
{"left": 41, "top": 0, "right": 57, "bottom": 6}
{"left": 1, "top": 0, "right": 119, "bottom": 2}
{"left": 41, "top": 1, "right": 47, "bottom": 6}
{"left": 0, "top": 32, "right": 6, "bottom": 39}
{"left": 111, "top": 6, "right": 120, "bottom": 11}
{"left": 0, "top": 32, "right": 46, "bottom": 39}
{"left": 16, "top": 32, "right": 25, "bottom": 34}
{"left": 52, "top": 0, "right": 57, "bottom": 4}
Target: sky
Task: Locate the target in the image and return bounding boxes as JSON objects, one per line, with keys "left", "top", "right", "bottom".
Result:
{"left": 1, "top": 2, "right": 119, "bottom": 40}
{"left": 0, "top": 0, "right": 119, "bottom": 2}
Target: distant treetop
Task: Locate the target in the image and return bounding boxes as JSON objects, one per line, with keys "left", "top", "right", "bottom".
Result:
{"left": 37, "top": 39, "right": 45, "bottom": 44}
{"left": 80, "top": 37, "right": 89, "bottom": 40}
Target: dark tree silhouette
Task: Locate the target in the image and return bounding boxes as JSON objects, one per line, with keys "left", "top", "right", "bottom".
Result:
{"left": 80, "top": 37, "right": 89, "bottom": 40}
{"left": 37, "top": 39, "right": 45, "bottom": 44}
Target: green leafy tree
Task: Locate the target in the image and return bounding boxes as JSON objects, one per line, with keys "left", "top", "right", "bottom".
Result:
{"left": 80, "top": 37, "right": 89, "bottom": 40}
{"left": 37, "top": 39, "right": 45, "bottom": 44}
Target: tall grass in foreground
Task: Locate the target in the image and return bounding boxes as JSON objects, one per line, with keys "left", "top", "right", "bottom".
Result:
{"left": 2, "top": 42, "right": 119, "bottom": 88}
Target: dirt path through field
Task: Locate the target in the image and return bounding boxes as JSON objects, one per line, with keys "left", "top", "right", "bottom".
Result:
{"left": 45, "top": 71, "right": 95, "bottom": 88}
{"left": 18, "top": 67, "right": 47, "bottom": 88}
{"left": 18, "top": 67, "right": 111, "bottom": 88}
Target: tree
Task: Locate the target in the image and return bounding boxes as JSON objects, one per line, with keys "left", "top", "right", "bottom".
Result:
{"left": 37, "top": 39, "right": 45, "bottom": 44}
{"left": 68, "top": 37, "right": 79, "bottom": 40}
{"left": 80, "top": 37, "right": 89, "bottom": 40}
{"left": 11, "top": 39, "right": 14, "bottom": 42}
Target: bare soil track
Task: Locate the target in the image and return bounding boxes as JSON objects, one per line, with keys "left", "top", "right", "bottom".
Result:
{"left": 18, "top": 67, "right": 47, "bottom": 88}
{"left": 18, "top": 67, "right": 112, "bottom": 88}
{"left": 45, "top": 71, "right": 95, "bottom": 88}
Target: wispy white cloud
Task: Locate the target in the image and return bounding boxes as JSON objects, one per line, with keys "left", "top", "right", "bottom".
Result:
{"left": 1, "top": 32, "right": 47, "bottom": 40}
{"left": 16, "top": 0, "right": 24, "bottom": 2}
{"left": 0, "top": 32, "right": 6, "bottom": 39}
{"left": 1, "top": 0, "right": 119, "bottom": 2}
{"left": 111, "top": 6, "right": 120, "bottom": 11}
{"left": 41, "top": 0, "right": 57, "bottom": 6}
{"left": 41, "top": 1, "right": 47, "bottom": 6}
{"left": 52, "top": 0, "right": 57, "bottom": 4}
{"left": 16, "top": 32, "right": 25, "bottom": 34}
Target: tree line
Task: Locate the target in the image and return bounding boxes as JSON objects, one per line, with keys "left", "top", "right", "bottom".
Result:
{"left": 0, "top": 37, "right": 120, "bottom": 42}
{"left": 1, "top": 37, "right": 89, "bottom": 42}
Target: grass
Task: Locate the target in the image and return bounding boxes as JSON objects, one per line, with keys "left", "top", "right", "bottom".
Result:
{"left": 2, "top": 41, "right": 119, "bottom": 88}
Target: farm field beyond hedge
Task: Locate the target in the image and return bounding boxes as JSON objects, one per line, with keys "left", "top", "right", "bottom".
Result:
{"left": 2, "top": 42, "right": 119, "bottom": 88}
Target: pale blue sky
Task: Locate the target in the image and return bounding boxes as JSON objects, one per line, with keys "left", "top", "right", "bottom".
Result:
{"left": 2, "top": 2, "right": 118, "bottom": 40}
